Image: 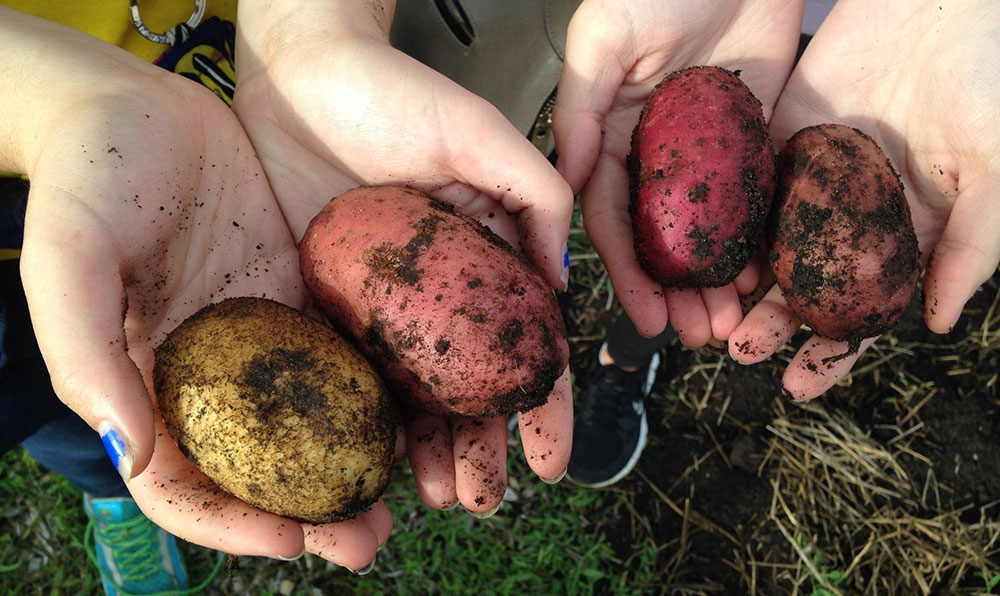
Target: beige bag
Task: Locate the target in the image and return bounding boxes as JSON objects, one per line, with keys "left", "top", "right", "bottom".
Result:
{"left": 390, "top": 0, "right": 581, "bottom": 157}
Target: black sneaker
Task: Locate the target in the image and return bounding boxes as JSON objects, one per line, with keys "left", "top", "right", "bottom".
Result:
{"left": 567, "top": 348, "right": 661, "bottom": 488}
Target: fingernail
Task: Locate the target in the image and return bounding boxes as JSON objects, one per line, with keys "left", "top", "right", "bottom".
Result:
{"left": 270, "top": 548, "right": 305, "bottom": 561}
{"left": 541, "top": 469, "right": 567, "bottom": 484}
{"left": 351, "top": 558, "right": 376, "bottom": 575}
{"left": 98, "top": 421, "right": 133, "bottom": 481}
{"left": 444, "top": 500, "right": 461, "bottom": 511}
{"left": 560, "top": 244, "right": 570, "bottom": 289}
{"left": 467, "top": 503, "right": 501, "bottom": 519}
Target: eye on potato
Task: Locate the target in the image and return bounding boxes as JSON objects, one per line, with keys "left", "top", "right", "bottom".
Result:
{"left": 769, "top": 123, "right": 921, "bottom": 355}
{"left": 153, "top": 297, "right": 396, "bottom": 524}
{"left": 628, "top": 65, "right": 776, "bottom": 287}
{"left": 299, "top": 185, "right": 568, "bottom": 418}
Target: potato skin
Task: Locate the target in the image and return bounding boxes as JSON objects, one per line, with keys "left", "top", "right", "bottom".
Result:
{"left": 628, "top": 65, "right": 775, "bottom": 287}
{"left": 153, "top": 297, "right": 396, "bottom": 524}
{"left": 299, "top": 186, "right": 568, "bottom": 417}
{"left": 769, "top": 124, "right": 920, "bottom": 347}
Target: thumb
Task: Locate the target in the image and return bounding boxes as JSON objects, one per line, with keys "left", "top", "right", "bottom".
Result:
{"left": 552, "top": 2, "right": 633, "bottom": 194}
{"left": 922, "top": 182, "right": 1000, "bottom": 334}
{"left": 443, "top": 92, "right": 574, "bottom": 290}
{"left": 19, "top": 184, "right": 154, "bottom": 481}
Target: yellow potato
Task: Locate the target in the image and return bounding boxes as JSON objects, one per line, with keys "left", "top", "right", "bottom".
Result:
{"left": 153, "top": 297, "right": 396, "bottom": 523}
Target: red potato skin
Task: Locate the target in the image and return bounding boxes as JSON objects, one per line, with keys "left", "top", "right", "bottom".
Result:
{"left": 299, "top": 186, "right": 568, "bottom": 417}
{"left": 769, "top": 124, "right": 920, "bottom": 350}
{"left": 628, "top": 65, "right": 776, "bottom": 287}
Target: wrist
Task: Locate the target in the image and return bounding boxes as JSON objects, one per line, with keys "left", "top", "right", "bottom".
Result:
{"left": 0, "top": 8, "right": 168, "bottom": 175}
{"left": 237, "top": 0, "right": 396, "bottom": 63}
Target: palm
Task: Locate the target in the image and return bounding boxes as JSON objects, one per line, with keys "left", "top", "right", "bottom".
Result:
{"left": 554, "top": 0, "right": 803, "bottom": 342}
{"left": 24, "top": 76, "right": 303, "bottom": 374}
{"left": 596, "top": 1, "right": 804, "bottom": 152}
{"left": 234, "top": 32, "right": 573, "bottom": 512}
{"left": 769, "top": 0, "right": 994, "bottom": 250}
{"left": 730, "top": 0, "right": 1000, "bottom": 399}
{"left": 20, "top": 74, "right": 385, "bottom": 564}
{"left": 233, "top": 36, "right": 569, "bottom": 266}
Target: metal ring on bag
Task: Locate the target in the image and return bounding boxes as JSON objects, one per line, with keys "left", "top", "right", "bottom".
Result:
{"left": 129, "top": 0, "right": 206, "bottom": 45}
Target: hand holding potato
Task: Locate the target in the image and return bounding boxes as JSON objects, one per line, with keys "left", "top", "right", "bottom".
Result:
{"left": 729, "top": 0, "right": 1000, "bottom": 400}
{"left": 233, "top": 0, "right": 575, "bottom": 512}
{"left": 552, "top": 0, "right": 804, "bottom": 345}
{"left": 2, "top": 8, "right": 388, "bottom": 570}
{"left": 233, "top": 0, "right": 573, "bottom": 289}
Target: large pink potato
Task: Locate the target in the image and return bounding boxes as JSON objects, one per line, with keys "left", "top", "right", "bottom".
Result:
{"left": 769, "top": 124, "right": 920, "bottom": 352}
{"left": 299, "top": 186, "right": 568, "bottom": 417}
{"left": 628, "top": 65, "right": 776, "bottom": 287}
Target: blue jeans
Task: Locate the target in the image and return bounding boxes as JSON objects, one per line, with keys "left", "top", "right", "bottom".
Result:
{"left": 21, "top": 414, "right": 129, "bottom": 498}
{"left": 1, "top": 251, "right": 127, "bottom": 499}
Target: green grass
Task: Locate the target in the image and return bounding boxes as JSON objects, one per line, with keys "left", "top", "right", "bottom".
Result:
{"left": 0, "top": 447, "right": 95, "bottom": 595}
{"left": 367, "top": 475, "right": 617, "bottom": 595}
{"left": 1, "top": 436, "right": 657, "bottom": 595}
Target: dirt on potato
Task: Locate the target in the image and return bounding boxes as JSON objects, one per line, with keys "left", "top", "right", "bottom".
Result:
{"left": 769, "top": 124, "right": 920, "bottom": 354}
{"left": 300, "top": 186, "right": 568, "bottom": 418}
{"left": 628, "top": 65, "right": 775, "bottom": 288}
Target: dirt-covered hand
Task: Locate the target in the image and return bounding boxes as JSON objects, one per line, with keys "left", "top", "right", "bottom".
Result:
{"left": 551, "top": 0, "right": 803, "bottom": 344}
{"left": 729, "top": 0, "right": 1000, "bottom": 400}
{"left": 404, "top": 369, "right": 572, "bottom": 515}
{"left": 4, "top": 8, "right": 389, "bottom": 570}
{"left": 233, "top": 0, "right": 574, "bottom": 511}
{"left": 233, "top": 0, "right": 573, "bottom": 291}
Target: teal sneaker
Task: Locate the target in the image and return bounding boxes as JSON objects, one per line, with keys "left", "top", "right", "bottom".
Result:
{"left": 83, "top": 495, "right": 189, "bottom": 596}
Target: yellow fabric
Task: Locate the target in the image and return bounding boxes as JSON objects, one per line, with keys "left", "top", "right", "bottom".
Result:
{"left": 174, "top": 44, "right": 236, "bottom": 103}
{"left": 1, "top": 2, "right": 239, "bottom": 261}
{"left": 2, "top": 0, "right": 237, "bottom": 61}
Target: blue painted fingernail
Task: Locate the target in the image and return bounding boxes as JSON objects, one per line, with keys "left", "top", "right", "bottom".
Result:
{"left": 560, "top": 244, "right": 570, "bottom": 288}
{"left": 98, "top": 421, "right": 133, "bottom": 481}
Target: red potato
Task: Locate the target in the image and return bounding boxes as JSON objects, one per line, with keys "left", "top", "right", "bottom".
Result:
{"left": 628, "top": 65, "right": 776, "bottom": 287}
{"left": 299, "top": 186, "right": 568, "bottom": 417}
{"left": 769, "top": 124, "right": 920, "bottom": 353}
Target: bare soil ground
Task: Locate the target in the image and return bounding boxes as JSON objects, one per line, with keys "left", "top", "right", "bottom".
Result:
{"left": 564, "top": 257, "right": 1000, "bottom": 595}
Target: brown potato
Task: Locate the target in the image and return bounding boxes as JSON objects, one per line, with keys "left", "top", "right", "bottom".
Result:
{"left": 153, "top": 297, "right": 396, "bottom": 523}
{"left": 769, "top": 124, "right": 920, "bottom": 353}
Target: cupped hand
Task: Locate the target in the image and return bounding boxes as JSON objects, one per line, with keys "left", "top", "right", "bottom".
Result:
{"left": 552, "top": 0, "right": 804, "bottom": 344}
{"left": 6, "top": 8, "right": 389, "bottom": 570}
{"left": 233, "top": 1, "right": 573, "bottom": 513}
{"left": 729, "top": 0, "right": 1000, "bottom": 400}
{"left": 233, "top": 1, "right": 573, "bottom": 288}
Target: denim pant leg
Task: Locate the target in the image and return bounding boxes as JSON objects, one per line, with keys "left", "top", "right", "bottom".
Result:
{"left": 21, "top": 414, "right": 129, "bottom": 499}
{"left": 1, "top": 250, "right": 128, "bottom": 499}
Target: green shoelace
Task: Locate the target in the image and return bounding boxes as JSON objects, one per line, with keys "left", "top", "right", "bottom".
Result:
{"left": 85, "top": 515, "right": 225, "bottom": 596}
